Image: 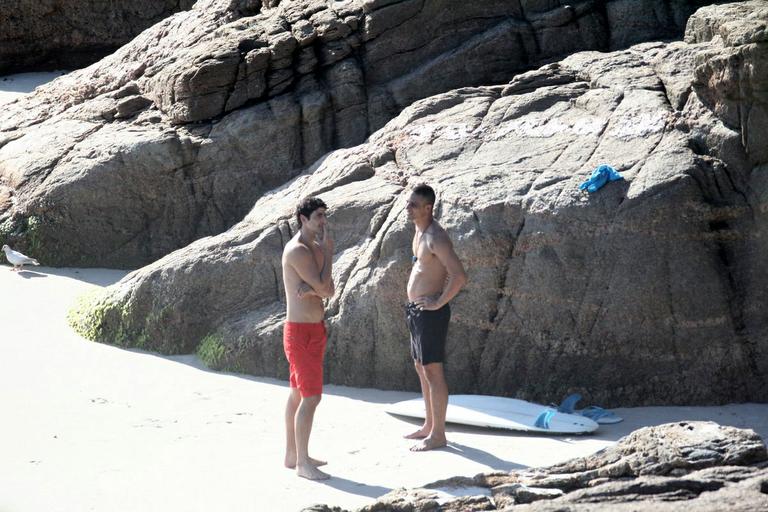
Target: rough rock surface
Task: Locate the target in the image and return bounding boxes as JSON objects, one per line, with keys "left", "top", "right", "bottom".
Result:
{"left": 303, "top": 422, "right": 768, "bottom": 511}
{"left": 0, "top": 0, "right": 723, "bottom": 267}
{"left": 0, "top": 0, "right": 195, "bottom": 73}
{"left": 69, "top": 2, "right": 768, "bottom": 406}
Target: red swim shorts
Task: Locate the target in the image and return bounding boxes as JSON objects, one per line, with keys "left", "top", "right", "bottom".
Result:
{"left": 283, "top": 321, "right": 327, "bottom": 398}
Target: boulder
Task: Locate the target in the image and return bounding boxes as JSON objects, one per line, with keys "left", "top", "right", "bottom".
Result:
{"left": 302, "top": 422, "right": 768, "bottom": 511}
{"left": 69, "top": 2, "right": 768, "bottom": 405}
{"left": 0, "top": 0, "right": 725, "bottom": 267}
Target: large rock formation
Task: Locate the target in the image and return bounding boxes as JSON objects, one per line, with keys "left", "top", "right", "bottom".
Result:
{"left": 69, "top": 2, "right": 768, "bottom": 406}
{"left": 304, "top": 422, "right": 768, "bottom": 511}
{"left": 0, "top": 0, "right": 195, "bottom": 73}
{"left": 0, "top": 0, "right": 723, "bottom": 268}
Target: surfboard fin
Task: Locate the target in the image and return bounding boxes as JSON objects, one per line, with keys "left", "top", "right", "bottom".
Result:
{"left": 557, "top": 393, "right": 582, "bottom": 414}
{"left": 534, "top": 408, "right": 556, "bottom": 429}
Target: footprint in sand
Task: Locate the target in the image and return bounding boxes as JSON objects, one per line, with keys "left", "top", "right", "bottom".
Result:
{"left": 133, "top": 418, "right": 163, "bottom": 429}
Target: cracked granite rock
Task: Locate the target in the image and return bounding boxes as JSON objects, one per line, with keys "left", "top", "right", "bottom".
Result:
{"left": 303, "top": 422, "right": 768, "bottom": 511}
{"left": 0, "top": 0, "right": 721, "bottom": 267}
{"left": 67, "top": 2, "right": 768, "bottom": 406}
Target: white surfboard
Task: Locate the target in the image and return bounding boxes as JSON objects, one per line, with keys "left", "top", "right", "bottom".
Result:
{"left": 385, "top": 394, "right": 598, "bottom": 434}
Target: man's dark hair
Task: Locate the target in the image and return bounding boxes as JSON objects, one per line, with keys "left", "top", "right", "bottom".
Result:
{"left": 296, "top": 196, "right": 328, "bottom": 225}
{"left": 411, "top": 183, "right": 436, "bottom": 205}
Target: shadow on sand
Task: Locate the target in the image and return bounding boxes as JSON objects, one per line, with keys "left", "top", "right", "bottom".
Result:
{"left": 443, "top": 441, "right": 525, "bottom": 472}
{"left": 588, "top": 404, "right": 768, "bottom": 442}
{"left": 15, "top": 269, "right": 48, "bottom": 279}
{"left": 131, "top": 347, "right": 768, "bottom": 445}
{"left": 24, "top": 266, "right": 130, "bottom": 286}
{"left": 319, "top": 475, "right": 391, "bottom": 499}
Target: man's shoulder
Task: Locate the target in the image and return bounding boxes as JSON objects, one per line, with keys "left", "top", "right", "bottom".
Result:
{"left": 427, "top": 222, "right": 452, "bottom": 246}
{"left": 283, "top": 238, "right": 311, "bottom": 260}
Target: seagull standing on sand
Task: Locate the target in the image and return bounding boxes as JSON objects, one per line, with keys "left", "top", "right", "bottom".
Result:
{"left": 2, "top": 244, "right": 40, "bottom": 271}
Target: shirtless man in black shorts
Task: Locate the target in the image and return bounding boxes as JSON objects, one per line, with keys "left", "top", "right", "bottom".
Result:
{"left": 404, "top": 183, "right": 467, "bottom": 451}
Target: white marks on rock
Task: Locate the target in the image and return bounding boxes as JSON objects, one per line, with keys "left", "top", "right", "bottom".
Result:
{"left": 608, "top": 110, "right": 668, "bottom": 140}
{"left": 398, "top": 108, "right": 664, "bottom": 146}
{"left": 490, "top": 116, "right": 605, "bottom": 140}
{"left": 402, "top": 122, "right": 478, "bottom": 144}
{"left": 399, "top": 116, "right": 607, "bottom": 147}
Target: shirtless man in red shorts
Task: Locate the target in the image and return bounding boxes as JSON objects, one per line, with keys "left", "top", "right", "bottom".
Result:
{"left": 281, "top": 197, "right": 335, "bottom": 480}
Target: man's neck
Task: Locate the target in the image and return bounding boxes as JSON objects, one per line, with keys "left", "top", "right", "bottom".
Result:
{"left": 299, "top": 227, "right": 316, "bottom": 245}
{"left": 414, "top": 216, "right": 433, "bottom": 233}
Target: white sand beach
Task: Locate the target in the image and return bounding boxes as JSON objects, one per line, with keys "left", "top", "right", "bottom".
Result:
{"left": 0, "top": 71, "right": 67, "bottom": 106}
{"left": 1, "top": 266, "right": 766, "bottom": 512}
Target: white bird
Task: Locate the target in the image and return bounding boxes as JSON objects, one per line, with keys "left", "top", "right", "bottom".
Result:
{"left": 2, "top": 244, "right": 40, "bottom": 271}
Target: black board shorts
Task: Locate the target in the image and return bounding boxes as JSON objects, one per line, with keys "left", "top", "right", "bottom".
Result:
{"left": 405, "top": 302, "right": 451, "bottom": 365}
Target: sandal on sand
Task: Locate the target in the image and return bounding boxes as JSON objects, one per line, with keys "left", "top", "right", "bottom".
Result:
{"left": 556, "top": 393, "right": 623, "bottom": 424}
{"left": 579, "top": 406, "right": 623, "bottom": 424}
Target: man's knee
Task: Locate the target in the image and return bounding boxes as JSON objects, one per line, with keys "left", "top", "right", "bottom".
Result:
{"left": 422, "top": 363, "right": 444, "bottom": 379}
{"left": 301, "top": 394, "right": 322, "bottom": 408}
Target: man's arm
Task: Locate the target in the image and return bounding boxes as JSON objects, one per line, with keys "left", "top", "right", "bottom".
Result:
{"left": 417, "top": 233, "right": 467, "bottom": 310}
{"left": 289, "top": 242, "right": 335, "bottom": 299}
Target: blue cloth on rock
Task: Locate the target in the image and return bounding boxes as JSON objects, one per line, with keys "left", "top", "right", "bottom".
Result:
{"left": 579, "top": 164, "right": 623, "bottom": 193}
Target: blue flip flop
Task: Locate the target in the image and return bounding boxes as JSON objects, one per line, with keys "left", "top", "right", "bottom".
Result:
{"left": 557, "top": 393, "right": 623, "bottom": 424}
{"left": 579, "top": 406, "right": 623, "bottom": 424}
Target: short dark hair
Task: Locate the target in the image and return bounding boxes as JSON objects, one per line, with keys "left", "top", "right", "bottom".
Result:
{"left": 411, "top": 183, "right": 435, "bottom": 205}
{"left": 296, "top": 196, "right": 327, "bottom": 226}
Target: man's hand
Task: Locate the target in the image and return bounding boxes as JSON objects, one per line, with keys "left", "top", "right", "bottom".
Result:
{"left": 413, "top": 295, "right": 442, "bottom": 311}
{"left": 318, "top": 224, "right": 334, "bottom": 253}
{"left": 297, "top": 282, "right": 316, "bottom": 299}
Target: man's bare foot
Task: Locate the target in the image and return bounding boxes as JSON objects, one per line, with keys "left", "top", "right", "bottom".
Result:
{"left": 403, "top": 427, "right": 430, "bottom": 439}
{"left": 285, "top": 455, "right": 327, "bottom": 469}
{"left": 410, "top": 435, "right": 447, "bottom": 452}
{"left": 297, "top": 463, "right": 330, "bottom": 480}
